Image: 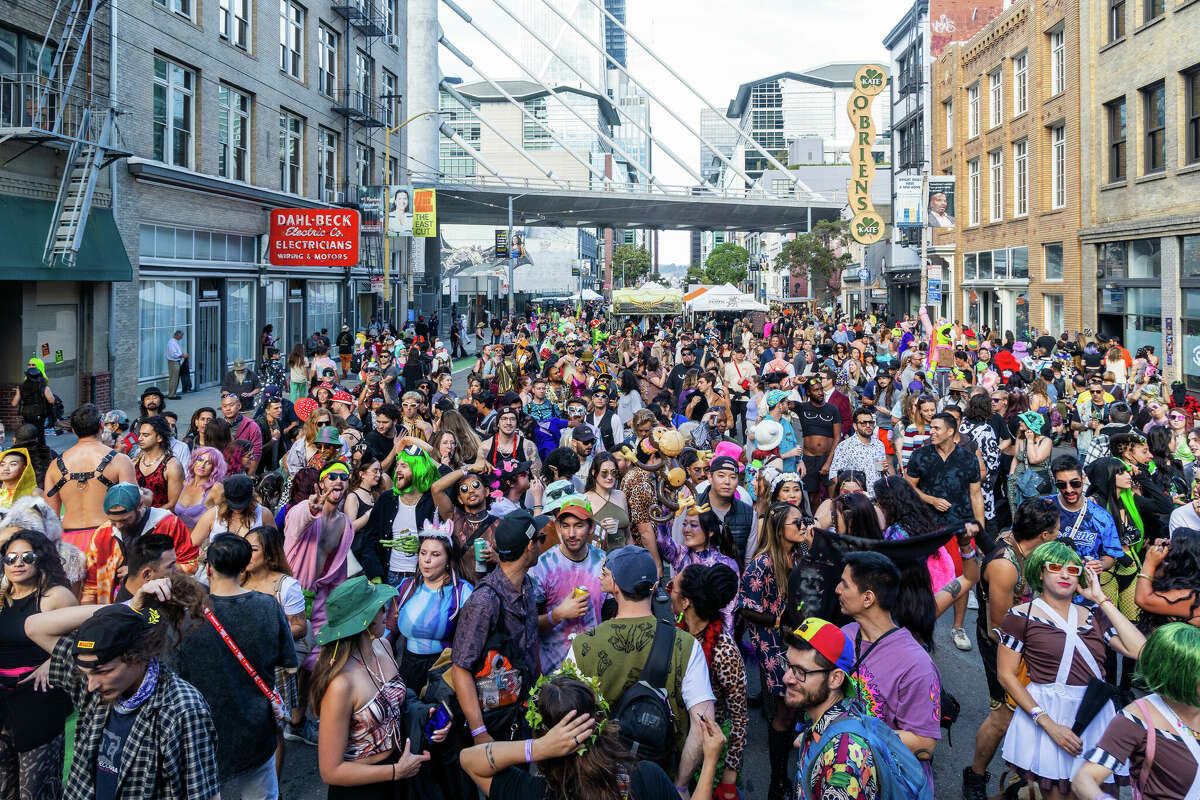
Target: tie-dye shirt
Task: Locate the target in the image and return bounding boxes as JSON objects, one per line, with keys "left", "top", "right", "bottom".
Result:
{"left": 395, "top": 579, "right": 474, "bottom": 655}
{"left": 529, "top": 544, "right": 606, "bottom": 671}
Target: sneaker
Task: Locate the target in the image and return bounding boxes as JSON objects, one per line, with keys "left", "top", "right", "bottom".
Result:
{"left": 283, "top": 719, "right": 319, "bottom": 745}
{"left": 952, "top": 626, "right": 972, "bottom": 651}
{"left": 967, "top": 592, "right": 979, "bottom": 611}
{"left": 962, "top": 766, "right": 989, "bottom": 800}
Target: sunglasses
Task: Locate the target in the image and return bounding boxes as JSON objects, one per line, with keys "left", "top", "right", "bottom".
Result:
{"left": 597, "top": 469, "right": 618, "bottom": 478}
{"left": 1171, "top": 413, "right": 1186, "bottom": 421}
{"left": 1045, "top": 562, "right": 1083, "bottom": 577}
{"left": 2, "top": 553, "right": 37, "bottom": 566}
{"left": 1055, "top": 478, "right": 1084, "bottom": 490}
{"left": 324, "top": 472, "right": 349, "bottom": 482}
{"left": 458, "top": 480, "right": 483, "bottom": 493}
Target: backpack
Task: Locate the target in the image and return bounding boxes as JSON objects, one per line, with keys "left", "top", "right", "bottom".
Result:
{"left": 611, "top": 621, "right": 676, "bottom": 766}
{"left": 798, "top": 702, "right": 933, "bottom": 800}
{"left": 18, "top": 379, "right": 46, "bottom": 419}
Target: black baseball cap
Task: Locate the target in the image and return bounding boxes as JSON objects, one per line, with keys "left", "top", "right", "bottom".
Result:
{"left": 74, "top": 605, "right": 153, "bottom": 666}
{"left": 572, "top": 425, "right": 596, "bottom": 444}
{"left": 493, "top": 509, "right": 550, "bottom": 561}
{"left": 222, "top": 475, "right": 255, "bottom": 509}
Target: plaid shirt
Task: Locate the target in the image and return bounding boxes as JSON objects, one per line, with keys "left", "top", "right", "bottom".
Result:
{"left": 50, "top": 635, "right": 220, "bottom": 800}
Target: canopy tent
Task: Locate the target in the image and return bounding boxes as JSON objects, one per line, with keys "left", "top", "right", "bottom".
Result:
{"left": 685, "top": 282, "right": 768, "bottom": 312}
{"left": 532, "top": 289, "right": 603, "bottom": 302}
{"left": 611, "top": 285, "right": 683, "bottom": 316}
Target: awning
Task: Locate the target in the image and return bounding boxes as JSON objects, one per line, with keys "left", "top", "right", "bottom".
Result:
{"left": 612, "top": 286, "right": 683, "bottom": 315}
{"left": 0, "top": 196, "right": 132, "bottom": 282}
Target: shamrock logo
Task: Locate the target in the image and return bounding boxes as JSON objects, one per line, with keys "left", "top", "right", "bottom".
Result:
{"left": 860, "top": 68, "right": 885, "bottom": 89}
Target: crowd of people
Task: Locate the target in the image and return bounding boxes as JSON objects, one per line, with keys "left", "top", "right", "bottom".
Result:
{"left": 0, "top": 302, "right": 1198, "bottom": 800}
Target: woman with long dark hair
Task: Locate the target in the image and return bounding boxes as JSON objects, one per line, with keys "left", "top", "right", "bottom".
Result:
{"left": 393, "top": 525, "right": 472, "bottom": 690}
{"left": 344, "top": 457, "right": 386, "bottom": 535}
{"left": 461, "top": 672, "right": 725, "bottom": 800}
{"left": 287, "top": 345, "right": 309, "bottom": 402}
{"left": 655, "top": 505, "right": 739, "bottom": 628}
{"left": 670, "top": 563, "right": 746, "bottom": 794}
{"left": 584, "top": 453, "right": 629, "bottom": 549}
{"left": 1136, "top": 529, "right": 1200, "bottom": 628}
{"left": 0, "top": 530, "right": 76, "bottom": 799}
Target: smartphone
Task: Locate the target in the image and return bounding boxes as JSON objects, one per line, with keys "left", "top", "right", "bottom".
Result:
{"left": 424, "top": 701, "right": 453, "bottom": 739}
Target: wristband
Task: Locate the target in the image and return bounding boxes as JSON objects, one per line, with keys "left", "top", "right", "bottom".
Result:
{"left": 524, "top": 739, "right": 534, "bottom": 763}
{"left": 471, "top": 724, "right": 488, "bottom": 738}
{"left": 1099, "top": 597, "right": 1113, "bottom": 606}
{"left": 1138, "top": 573, "right": 1153, "bottom": 580}
{"left": 959, "top": 547, "right": 978, "bottom": 560}
{"left": 1029, "top": 705, "right": 1045, "bottom": 723}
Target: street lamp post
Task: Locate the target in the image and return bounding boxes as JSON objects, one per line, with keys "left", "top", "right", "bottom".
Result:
{"left": 507, "top": 194, "right": 527, "bottom": 318}
{"left": 382, "top": 109, "right": 439, "bottom": 323}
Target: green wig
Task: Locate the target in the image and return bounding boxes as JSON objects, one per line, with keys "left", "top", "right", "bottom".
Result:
{"left": 1025, "top": 540, "right": 1084, "bottom": 595}
{"left": 394, "top": 447, "right": 438, "bottom": 496}
{"left": 1134, "top": 622, "right": 1200, "bottom": 707}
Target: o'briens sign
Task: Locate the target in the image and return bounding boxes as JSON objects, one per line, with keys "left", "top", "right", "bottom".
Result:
{"left": 846, "top": 65, "right": 887, "bottom": 245}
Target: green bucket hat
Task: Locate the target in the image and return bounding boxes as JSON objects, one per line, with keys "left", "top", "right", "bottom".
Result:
{"left": 314, "top": 425, "right": 342, "bottom": 446}
{"left": 315, "top": 576, "right": 398, "bottom": 646}
{"left": 1018, "top": 411, "right": 1045, "bottom": 434}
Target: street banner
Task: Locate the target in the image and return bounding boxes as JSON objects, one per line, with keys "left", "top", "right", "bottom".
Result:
{"left": 895, "top": 174, "right": 924, "bottom": 228}
{"left": 413, "top": 188, "right": 437, "bottom": 238}
{"left": 495, "top": 230, "right": 509, "bottom": 258}
{"left": 268, "top": 209, "right": 359, "bottom": 267}
{"left": 927, "top": 176, "right": 956, "bottom": 229}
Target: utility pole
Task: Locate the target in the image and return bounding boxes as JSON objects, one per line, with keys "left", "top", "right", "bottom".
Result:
{"left": 507, "top": 194, "right": 526, "bottom": 318}
{"left": 919, "top": 172, "right": 929, "bottom": 319}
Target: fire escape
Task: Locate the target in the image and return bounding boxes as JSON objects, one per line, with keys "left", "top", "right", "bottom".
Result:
{"left": 330, "top": 0, "right": 390, "bottom": 291}
{"left": 0, "top": 0, "right": 130, "bottom": 268}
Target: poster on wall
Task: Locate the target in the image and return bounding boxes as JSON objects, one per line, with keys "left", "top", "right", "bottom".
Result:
{"left": 927, "top": 176, "right": 956, "bottom": 229}
{"left": 412, "top": 188, "right": 437, "bottom": 238}
{"left": 895, "top": 175, "right": 924, "bottom": 228}
{"left": 930, "top": 0, "right": 1005, "bottom": 59}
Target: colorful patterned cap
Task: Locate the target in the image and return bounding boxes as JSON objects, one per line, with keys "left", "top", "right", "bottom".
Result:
{"left": 792, "top": 617, "right": 856, "bottom": 676}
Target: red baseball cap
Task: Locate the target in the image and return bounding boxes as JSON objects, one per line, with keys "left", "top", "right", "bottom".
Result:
{"left": 556, "top": 496, "right": 593, "bottom": 522}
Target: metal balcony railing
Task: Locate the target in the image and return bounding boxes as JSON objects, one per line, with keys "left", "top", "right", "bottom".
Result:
{"left": 0, "top": 72, "right": 99, "bottom": 141}
{"left": 331, "top": 90, "right": 386, "bottom": 127}
{"left": 330, "top": 0, "right": 386, "bottom": 36}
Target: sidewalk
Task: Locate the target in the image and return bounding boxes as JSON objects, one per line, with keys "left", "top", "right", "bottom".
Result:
{"left": 6, "top": 356, "right": 479, "bottom": 456}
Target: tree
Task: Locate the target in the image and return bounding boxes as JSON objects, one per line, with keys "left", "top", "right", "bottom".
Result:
{"left": 613, "top": 244, "right": 651, "bottom": 287}
{"left": 685, "top": 264, "right": 707, "bottom": 285}
{"left": 774, "top": 219, "right": 852, "bottom": 303}
{"left": 703, "top": 242, "right": 749, "bottom": 285}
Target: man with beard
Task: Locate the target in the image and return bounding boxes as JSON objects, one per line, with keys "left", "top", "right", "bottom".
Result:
{"left": 530, "top": 497, "right": 605, "bottom": 671}
{"left": 82, "top": 483, "right": 199, "bottom": 604}
{"left": 283, "top": 461, "right": 353, "bottom": 670}
{"left": 667, "top": 347, "right": 697, "bottom": 405}
{"left": 432, "top": 458, "right": 502, "bottom": 584}
{"left": 220, "top": 392, "right": 262, "bottom": 474}
{"left": 797, "top": 378, "right": 841, "bottom": 500}
{"left": 785, "top": 618, "right": 881, "bottom": 800}
{"left": 1048, "top": 454, "right": 1121, "bottom": 574}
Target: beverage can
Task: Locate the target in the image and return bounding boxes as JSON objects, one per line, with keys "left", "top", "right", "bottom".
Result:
{"left": 473, "top": 538, "right": 488, "bottom": 561}
{"left": 571, "top": 585, "right": 589, "bottom": 600}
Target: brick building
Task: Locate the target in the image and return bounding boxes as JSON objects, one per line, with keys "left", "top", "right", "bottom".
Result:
{"left": 1079, "top": 0, "right": 1200, "bottom": 387}
{"left": 931, "top": 0, "right": 1083, "bottom": 336}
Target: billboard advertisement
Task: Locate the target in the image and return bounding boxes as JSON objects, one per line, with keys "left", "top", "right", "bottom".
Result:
{"left": 357, "top": 186, "right": 432, "bottom": 237}
{"left": 927, "top": 176, "right": 956, "bottom": 230}
{"left": 930, "top": 0, "right": 1005, "bottom": 59}
{"left": 895, "top": 174, "right": 924, "bottom": 228}
{"left": 268, "top": 209, "right": 359, "bottom": 267}
{"left": 412, "top": 188, "right": 437, "bottom": 238}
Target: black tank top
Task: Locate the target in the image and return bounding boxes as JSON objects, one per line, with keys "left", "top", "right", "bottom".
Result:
{"left": 0, "top": 592, "right": 74, "bottom": 750}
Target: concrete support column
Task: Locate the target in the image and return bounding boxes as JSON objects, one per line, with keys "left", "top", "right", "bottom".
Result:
{"left": 1080, "top": 243, "right": 1098, "bottom": 336}
{"left": 1161, "top": 235, "right": 1182, "bottom": 384}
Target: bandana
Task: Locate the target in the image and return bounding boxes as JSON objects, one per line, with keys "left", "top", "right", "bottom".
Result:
{"left": 319, "top": 462, "right": 350, "bottom": 480}
{"left": 115, "top": 658, "right": 160, "bottom": 714}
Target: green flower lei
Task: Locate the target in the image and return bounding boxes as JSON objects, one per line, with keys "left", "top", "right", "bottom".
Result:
{"left": 524, "top": 662, "right": 610, "bottom": 756}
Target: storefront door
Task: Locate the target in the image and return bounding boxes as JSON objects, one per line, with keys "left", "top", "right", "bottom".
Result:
{"left": 196, "top": 301, "right": 221, "bottom": 388}
{"left": 287, "top": 299, "right": 303, "bottom": 349}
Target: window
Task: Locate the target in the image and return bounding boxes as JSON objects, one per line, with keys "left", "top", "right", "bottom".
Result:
{"left": 964, "top": 253, "right": 977, "bottom": 281}
{"left": 1144, "top": 0, "right": 1164, "bottom": 23}
{"left": 1109, "top": 0, "right": 1125, "bottom": 41}
{"left": 219, "top": 0, "right": 250, "bottom": 49}
{"left": 1106, "top": 97, "right": 1127, "bottom": 182}
{"left": 771, "top": 179, "right": 792, "bottom": 196}
{"left": 279, "top": 111, "right": 303, "bottom": 194}
{"left": 264, "top": 279, "right": 286, "bottom": 347}
{"left": 356, "top": 142, "right": 373, "bottom": 186}
{"left": 1050, "top": 30, "right": 1065, "bottom": 96}
{"left": 387, "top": 155, "right": 399, "bottom": 185}
{"left": 317, "top": 127, "right": 338, "bottom": 202}
{"left": 139, "top": 279, "right": 193, "bottom": 381}
{"left": 1189, "top": 70, "right": 1200, "bottom": 165}
{"left": 968, "top": 158, "right": 980, "bottom": 225}
{"left": 1013, "top": 52, "right": 1028, "bottom": 115}
{"left": 1051, "top": 125, "right": 1066, "bottom": 208}
{"left": 226, "top": 280, "right": 256, "bottom": 368}
{"left": 989, "top": 150, "right": 1003, "bottom": 222}
{"left": 989, "top": 70, "right": 1003, "bottom": 127}
{"left": 318, "top": 24, "right": 337, "bottom": 97}
{"left": 1045, "top": 243, "right": 1064, "bottom": 280}
{"left": 384, "top": 0, "right": 397, "bottom": 36}
{"left": 1143, "top": 82, "right": 1165, "bottom": 173}
{"left": 217, "top": 85, "right": 249, "bottom": 181}
{"left": 968, "top": 84, "right": 979, "bottom": 137}
{"left": 153, "top": 0, "right": 192, "bottom": 20}
{"left": 1044, "top": 295, "right": 1064, "bottom": 333}
{"left": 1013, "top": 139, "right": 1028, "bottom": 217}
{"left": 279, "top": 0, "right": 304, "bottom": 79}
{"left": 306, "top": 281, "right": 340, "bottom": 337}
{"left": 152, "top": 57, "right": 194, "bottom": 168}
{"left": 522, "top": 97, "right": 553, "bottom": 150}
{"left": 382, "top": 70, "right": 398, "bottom": 127}
{"left": 1011, "top": 246, "right": 1029, "bottom": 279}
{"left": 354, "top": 49, "right": 373, "bottom": 101}
{"left": 139, "top": 225, "right": 255, "bottom": 263}
{"left": 944, "top": 100, "right": 953, "bottom": 148}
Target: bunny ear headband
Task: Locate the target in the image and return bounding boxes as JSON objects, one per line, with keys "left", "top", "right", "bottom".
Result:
{"left": 420, "top": 518, "right": 453, "bottom": 542}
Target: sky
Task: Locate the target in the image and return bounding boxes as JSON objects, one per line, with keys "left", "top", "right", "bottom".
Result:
{"left": 438, "top": 0, "right": 914, "bottom": 265}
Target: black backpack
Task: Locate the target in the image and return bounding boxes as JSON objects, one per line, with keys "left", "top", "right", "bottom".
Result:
{"left": 612, "top": 621, "right": 676, "bottom": 766}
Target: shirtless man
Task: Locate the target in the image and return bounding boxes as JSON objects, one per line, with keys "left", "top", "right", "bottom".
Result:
{"left": 399, "top": 391, "right": 434, "bottom": 443}
{"left": 796, "top": 378, "right": 842, "bottom": 502}
{"left": 283, "top": 461, "right": 353, "bottom": 670}
{"left": 43, "top": 404, "right": 135, "bottom": 551}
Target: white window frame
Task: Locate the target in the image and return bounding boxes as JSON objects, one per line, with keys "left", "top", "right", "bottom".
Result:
{"left": 1050, "top": 29, "right": 1065, "bottom": 96}
{"left": 219, "top": 0, "right": 250, "bottom": 50}
{"left": 968, "top": 158, "right": 980, "bottom": 226}
{"left": 944, "top": 100, "right": 954, "bottom": 148}
{"left": 1044, "top": 242, "right": 1064, "bottom": 281}
{"left": 989, "top": 69, "right": 1003, "bottom": 128}
{"left": 152, "top": 57, "right": 194, "bottom": 169}
{"left": 356, "top": 142, "right": 373, "bottom": 187}
{"left": 154, "top": 0, "right": 193, "bottom": 21}
{"left": 1051, "top": 125, "right": 1066, "bottom": 209}
{"left": 138, "top": 278, "right": 194, "bottom": 381}
{"left": 279, "top": 0, "right": 304, "bottom": 79}
{"left": 968, "top": 84, "right": 980, "bottom": 137}
{"left": 279, "top": 111, "right": 303, "bottom": 194}
{"left": 1013, "top": 52, "right": 1028, "bottom": 115}
{"left": 318, "top": 127, "right": 338, "bottom": 202}
{"left": 317, "top": 24, "right": 338, "bottom": 98}
{"left": 217, "top": 85, "right": 250, "bottom": 182}
{"left": 226, "top": 279, "right": 257, "bottom": 368}
{"left": 1013, "top": 139, "right": 1028, "bottom": 218}
{"left": 382, "top": 70, "right": 397, "bottom": 127}
{"left": 1044, "top": 294, "right": 1064, "bottom": 333}
{"left": 989, "top": 149, "right": 1003, "bottom": 222}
